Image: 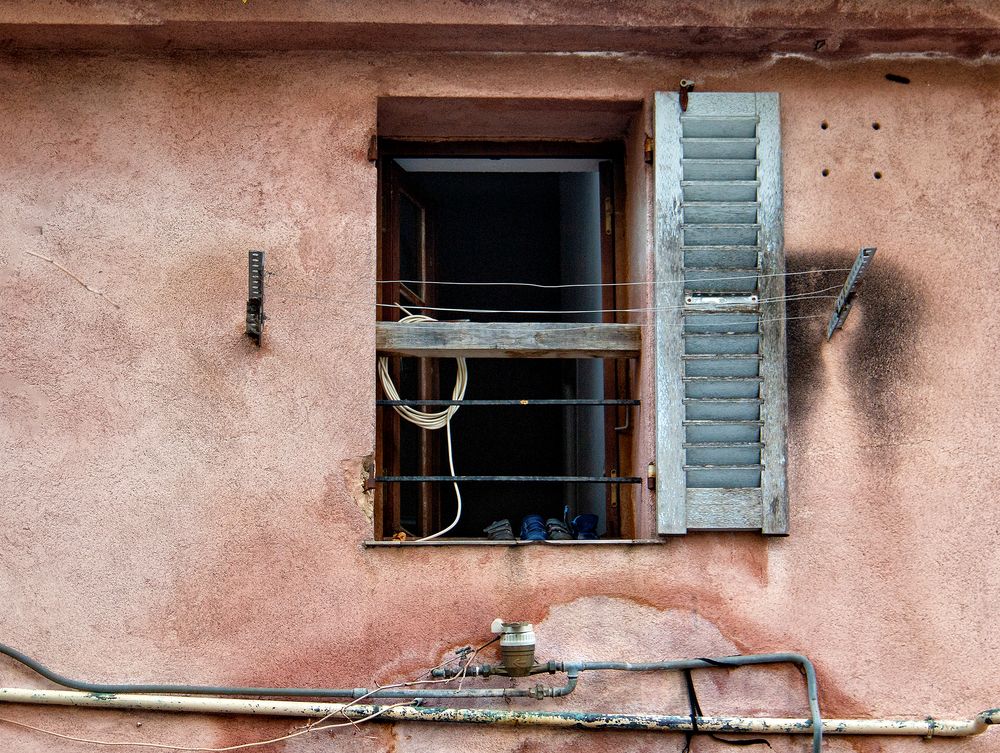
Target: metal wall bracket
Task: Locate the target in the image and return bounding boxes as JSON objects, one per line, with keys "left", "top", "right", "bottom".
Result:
{"left": 246, "top": 250, "right": 266, "bottom": 346}
{"left": 826, "top": 246, "right": 876, "bottom": 340}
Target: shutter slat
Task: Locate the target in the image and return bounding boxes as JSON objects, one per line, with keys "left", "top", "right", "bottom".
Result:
{"left": 680, "top": 138, "right": 758, "bottom": 159}
{"left": 683, "top": 268, "right": 760, "bottom": 293}
{"left": 682, "top": 224, "right": 759, "bottom": 246}
{"left": 682, "top": 202, "right": 759, "bottom": 224}
{"left": 682, "top": 159, "right": 759, "bottom": 182}
{"left": 685, "top": 398, "right": 762, "bottom": 421}
{"left": 684, "top": 377, "right": 761, "bottom": 398}
{"left": 683, "top": 355, "right": 760, "bottom": 378}
{"left": 685, "top": 442, "right": 763, "bottom": 467}
{"left": 682, "top": 181, "right": 759, "bottom": 202}
{"left": 686, "top": 466, "right": 763, "bottom": 488}
{"left": 681, "top": 116, "right": 758, "bottom": 138}
{"left": 684, "top": 313, "right": 759, "bottom": 334}
{"left": 684, "top": 420, "right": 762, "bottom": 443}
{"left": 684, "top": 333, "right": 760, "bottom": 355}
{"left": 684, "top": 248, "right": 760, "bottom": 267}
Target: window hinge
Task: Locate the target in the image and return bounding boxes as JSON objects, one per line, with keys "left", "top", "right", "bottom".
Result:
{"left": 646, "top": 462, "right": 656, "bottom": 490}
{"left": 643, "top": 135, "right": 654, "bottom": 164}
{"left": 604, "top": 197, "right": 613, "bottom": 235}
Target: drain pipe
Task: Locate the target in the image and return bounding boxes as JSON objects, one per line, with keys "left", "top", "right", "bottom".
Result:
{"left": 1, "top": 688, "right": 997, "bottom": 740}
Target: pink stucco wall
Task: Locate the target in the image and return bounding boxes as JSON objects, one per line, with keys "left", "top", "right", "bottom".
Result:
{"left": 2, "top": 16, "right": 1000, "bottom": 753}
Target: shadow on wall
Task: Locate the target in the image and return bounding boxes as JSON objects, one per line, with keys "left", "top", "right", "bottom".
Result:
{"left": 785, "top": 251, "right": 925, "bottom": 445}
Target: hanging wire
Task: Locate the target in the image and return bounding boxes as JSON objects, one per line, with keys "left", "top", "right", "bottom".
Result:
{"left": 265, "top": 283, "right": 844, "bottom": 318}
{"left": 375, "top": 267, "right": 852, "bottom": 289}
{"left": 377, "top": 312, "right": 468, "bottom": 542}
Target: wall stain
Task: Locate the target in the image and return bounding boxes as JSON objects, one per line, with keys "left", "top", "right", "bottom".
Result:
{"left": 784, "top": 251, "right": 924, "bottom": 456}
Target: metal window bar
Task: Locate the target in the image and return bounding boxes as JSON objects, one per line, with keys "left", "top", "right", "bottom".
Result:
{"left": 372, "top": 476, "right": 643, "bottom": 484}
{"left": 377, "top": 399, "right": 640, "bottom": 406}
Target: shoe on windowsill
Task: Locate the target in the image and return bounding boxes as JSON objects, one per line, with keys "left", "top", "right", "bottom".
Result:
{"left": 571, "top": 514, "right": 600, "bottom": 540}
{"left": 519, "top": 514, "right": 548, "bottom": 541}
{"left": 484, "top": 519, "right": 515, "bottom": 540}
{"left": 545, "top": 518, "right": 573, "bottom": 540}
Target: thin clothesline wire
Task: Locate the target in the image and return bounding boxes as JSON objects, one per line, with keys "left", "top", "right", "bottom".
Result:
{"left": 268, "top": 286, "right": 844, "bottom": 316}
{"left": 368, "top": 290, "right": 841, "bottom": 316}
{"left": 375, "top": 312, "right": 834, "bottom": 331}
{"left": 373, "top": 267, "right": 853, "bottom": 289}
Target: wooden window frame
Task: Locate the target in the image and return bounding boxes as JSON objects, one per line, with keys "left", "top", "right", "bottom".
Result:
{"left": 374, "top": 139, "right": 637, "bottom": 541}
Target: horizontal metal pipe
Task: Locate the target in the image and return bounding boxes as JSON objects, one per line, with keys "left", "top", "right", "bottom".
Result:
{"left": 0, "top": 688, "right": 996, "bottom": 739}
{"left": 436, "top": 653, "right": 821, "bottom": 753}
{"left": 0, "top": 641, "right": 570, "bottom": 699}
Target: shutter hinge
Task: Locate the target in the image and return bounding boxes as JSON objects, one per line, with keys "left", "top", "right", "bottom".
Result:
{"left": 679, "top": 79, "right": 695, "bottom": 112}
{"left": 603, "top": 196, "right": 613, "bottom": 235}
{"left": 646, "top": 462, "right": 656, "bottom": 490}
{"left": 643, "top": 135, "right": 654, "bottom": 164}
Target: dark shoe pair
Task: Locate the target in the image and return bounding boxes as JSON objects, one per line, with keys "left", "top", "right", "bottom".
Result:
{"left": 485, "top": 514, "right": 598, "bottom": 541}
{"left": 484, "top": 519, "right": 514, "bottom": 540}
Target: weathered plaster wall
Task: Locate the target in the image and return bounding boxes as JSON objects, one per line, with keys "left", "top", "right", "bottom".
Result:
{"left": 2, "top": 48, "right": 1000, "bottom": 753}
{"left": 3, "top": 1, "right": 1000, "bottom": 57}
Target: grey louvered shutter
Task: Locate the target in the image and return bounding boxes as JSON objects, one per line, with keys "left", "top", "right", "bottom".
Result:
{"left": 654, "top": 92, "right": 788, "bottom": 534}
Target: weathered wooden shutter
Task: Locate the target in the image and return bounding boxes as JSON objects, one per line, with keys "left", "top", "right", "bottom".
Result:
{"left": 654, "top": 91, "right": 788, "bottom": 534}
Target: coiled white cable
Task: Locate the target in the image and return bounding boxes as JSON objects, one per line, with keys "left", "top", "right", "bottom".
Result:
{"left": 376, "top": 314, "right": 468, "bottom": 541}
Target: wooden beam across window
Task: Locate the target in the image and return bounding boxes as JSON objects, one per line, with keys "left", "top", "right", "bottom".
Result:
{"left": 376, "top": 321, "right": 640, "bottom": 359}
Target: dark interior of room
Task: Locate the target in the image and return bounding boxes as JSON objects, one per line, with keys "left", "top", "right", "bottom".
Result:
{"left": 393, "top": 166, "right": 606, "bottom": 537}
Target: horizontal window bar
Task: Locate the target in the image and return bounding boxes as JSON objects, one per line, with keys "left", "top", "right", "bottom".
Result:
{"left": 377, "top": 399, "right": 640, "bottom": 406}
{"left": 372, "top": 475, "right": 643, "bottom": 484}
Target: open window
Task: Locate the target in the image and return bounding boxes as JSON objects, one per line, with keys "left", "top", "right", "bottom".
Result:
{"left": 370, "top": 92, "right": 788, "bottom": 542}
{"left": 374, "top": 141, "right": 639, "bottom": 541}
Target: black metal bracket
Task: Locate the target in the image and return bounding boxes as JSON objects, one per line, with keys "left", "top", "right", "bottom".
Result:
{"left": 246, "top": 250, "right": 266, "bottom": 346}
{"left": 826, "top": 246, "right": 877, "bottom": 340}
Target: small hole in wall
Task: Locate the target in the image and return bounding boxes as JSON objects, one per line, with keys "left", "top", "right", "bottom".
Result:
{"left": 872, "top": 122, "right": 881, "bottom": 130}
{"left": 874, "top": 171, "right": 883, "bottom": 180}
{"left": 820, "top": 121, "right": 829, "bottom": 130}
{"left": 821, "top": 168, "right": 830, "bottom": 177}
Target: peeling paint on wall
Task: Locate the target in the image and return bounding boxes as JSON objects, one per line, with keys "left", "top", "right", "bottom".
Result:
{"left": 343, "top": 454, "right": 375, "bottom": 523}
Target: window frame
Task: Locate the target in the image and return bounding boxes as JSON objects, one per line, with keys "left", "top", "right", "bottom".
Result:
{"left": 373, "top": 138, "right": 637, "bottom": 541}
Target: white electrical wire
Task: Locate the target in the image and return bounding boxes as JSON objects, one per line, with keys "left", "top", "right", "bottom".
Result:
{"left": 376, "top": 313, "right": 468, "bottom": 541}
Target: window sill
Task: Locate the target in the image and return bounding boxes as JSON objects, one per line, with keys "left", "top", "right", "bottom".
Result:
{"left": 364, "top": 538, "right": 664, "bottom": 547}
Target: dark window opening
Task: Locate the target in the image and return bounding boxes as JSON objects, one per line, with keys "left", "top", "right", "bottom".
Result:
{"left": 376, "top": 145, "right": 631, "bottom": 541}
